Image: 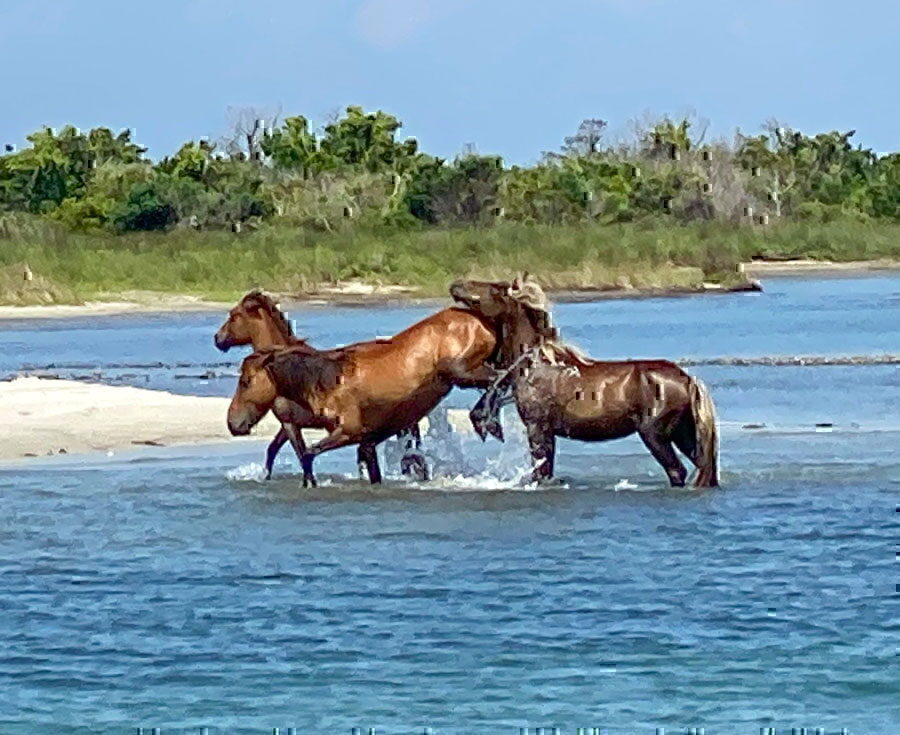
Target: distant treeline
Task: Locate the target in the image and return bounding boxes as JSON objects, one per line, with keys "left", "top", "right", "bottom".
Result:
{"left": 1, "top": 107, "right": 898, "bottom": 235}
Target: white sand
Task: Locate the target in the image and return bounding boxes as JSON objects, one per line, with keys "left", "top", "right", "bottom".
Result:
{"left": 0, "top": 376, "right": 474, "bottom": 462}
{"left": 0, "top": 297, "right": 228, "bottom": 321}
{"left": 741, "top": 258, "right": 900, "bottom": 276}
{"left": 0, "top": 377, "right": 286, "bottom": 460}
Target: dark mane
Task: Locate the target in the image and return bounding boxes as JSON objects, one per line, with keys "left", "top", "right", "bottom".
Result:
{"left": 241, "top": 290, "right": 295, "bottom": 340}
{"left": 264, "top": 349, "right": 349, "bottom": 407}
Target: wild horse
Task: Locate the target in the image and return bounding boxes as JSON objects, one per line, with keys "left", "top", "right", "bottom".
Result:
{"left": 226, "top": 305, "right": 499, "bottom": 486}
{"left": 214, "top": 290, "right": 424, "bottom": 480}
{"left": 450, "top": 276, "right": 719, "bottom": 487}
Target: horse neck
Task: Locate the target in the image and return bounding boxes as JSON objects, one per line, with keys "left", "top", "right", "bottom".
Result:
{"left": 250, "top": 314, "right": 297, "bottom": 350}
{"left": 501, "top": 308, "right": 542, "bottom": 367}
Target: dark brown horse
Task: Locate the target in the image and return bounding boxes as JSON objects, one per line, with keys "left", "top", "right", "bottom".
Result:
{"left": 227, "top": 306, "right": 498, "bottom": 486}
{"left": 450, "top": 276, "right": 719, "bottom": 487}
{"left": 214, "top": 290, "right": 422, "bottom": 479}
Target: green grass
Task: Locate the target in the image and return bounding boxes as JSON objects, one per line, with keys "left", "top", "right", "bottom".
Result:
{"left": 1, "top": 217, "right": 899, "bottom": 305}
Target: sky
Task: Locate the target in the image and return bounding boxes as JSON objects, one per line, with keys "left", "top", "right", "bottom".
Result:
{"left": 2, "top": 0, "right": 898, "bottom": 164}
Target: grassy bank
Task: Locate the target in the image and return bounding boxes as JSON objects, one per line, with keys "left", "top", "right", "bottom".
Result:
{"left": 1, "top": 217, "right": 899, "bottom": 305}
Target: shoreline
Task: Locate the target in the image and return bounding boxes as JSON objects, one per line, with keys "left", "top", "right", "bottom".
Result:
{"left": 0, "top": 377, "right": 285, "bottom": 461}
{"left": 0, "top": 259, "right": 897, "bottom": 320}
{"left": 0, "top": 377, "right": 472, "bottom": 463}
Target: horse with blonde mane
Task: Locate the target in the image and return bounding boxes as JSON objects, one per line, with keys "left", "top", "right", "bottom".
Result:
{"left": 226, "top": 304, "right": 499, "bottom": 486}
{"left": 450, "top": 275, "right": 719, "bottom": 487}
{"left": 214, "top": 290, "right": 424, "bottom": 480}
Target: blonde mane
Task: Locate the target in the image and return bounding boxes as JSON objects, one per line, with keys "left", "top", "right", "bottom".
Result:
{"left": 507, "top": 275, "right": 593, "bottom": 367}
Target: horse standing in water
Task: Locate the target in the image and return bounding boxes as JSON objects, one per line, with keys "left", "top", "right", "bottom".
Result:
{"left": 214, "top": 291, "right": 423, "bottom": 480}
{"left": 226, "top": 305, "right": 499, "bottom": 486}
{"left": 450, "top": 276, "right": 719, "bottom": 487}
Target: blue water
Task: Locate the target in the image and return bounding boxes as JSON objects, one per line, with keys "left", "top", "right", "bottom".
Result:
{"left": 1, "top": 275, "right": 898, "bottom": 733}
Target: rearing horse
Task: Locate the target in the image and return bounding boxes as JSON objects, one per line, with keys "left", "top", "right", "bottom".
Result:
{"left": 450, "top": 276, "right": 719, "bottom": 487}
{"left": 214, "top": 290, "right": 423, "bottom": 479}
{"left": 226, "top": 305, "right": 499, "bottom": 486}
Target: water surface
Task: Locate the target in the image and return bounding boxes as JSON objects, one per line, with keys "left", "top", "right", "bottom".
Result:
{"left": 1, "top": 275, "right": 897, "bottom": 733}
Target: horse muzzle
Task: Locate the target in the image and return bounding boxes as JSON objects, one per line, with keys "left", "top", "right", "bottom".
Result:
{"left": 449, "top": 282, "right": 479, "bottom": 307}
{"left": 227, "top": 417, "right": 252, "bottom": 436}
{"left": 214, "top": 331, "right": 233, "bottom": 351}
{"left": 226, "top": 406, "right": 258, "bottom": 436}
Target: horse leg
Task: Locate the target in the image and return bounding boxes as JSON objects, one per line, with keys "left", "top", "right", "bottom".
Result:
{"left": 264, "top": 427, "right": 290, "bottom": 479}
{"left": 355, "top": 445, "right": 368, "bottom": 480}
{"left": 447, "top": 363, "right": 498, "bottom": 390}
{"left": 280, "top": 423, "right": 308, "bottom": 478}
{"left": 525, "top": 423, "right": 555, "bottom": 483}
{"left": 638, "top": 426, "right": 687, "bottom": 487}
{"left": 301, "top": 429, "right": 356, "bottom": 489}
{"left": 358, "top": 442, "right": 383, "bottom": 484}
{"left": 400, "top": 443, "right": 429, "bottom": 481}
{"left": 266, "top": 425, "right": 306, "bottom": 480}
{"left": 470, "top": 386, "right": 509, "bottom": 442}
{"left": 672, "top": 416, "right": 699, "bottom": 471}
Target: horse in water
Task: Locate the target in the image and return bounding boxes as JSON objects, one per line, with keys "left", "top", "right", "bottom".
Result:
{"left": 450, "top": 276, "right": 719, "bottom": 487}
{"left": 214, "top": 290, "right": 422, "bottom": 479}
{"left": 226, "top": 306, "right": 499, "bottom": 486}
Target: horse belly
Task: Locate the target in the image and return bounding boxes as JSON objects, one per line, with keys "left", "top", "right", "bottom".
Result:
{"left": 361, "top": 382, "right": 450, "bottom": 438}
{"left": 560, "top": 409, "right": 637, "bottom": 441}
{"left": 558, "top": 386, "right": 639, "bottom": 440}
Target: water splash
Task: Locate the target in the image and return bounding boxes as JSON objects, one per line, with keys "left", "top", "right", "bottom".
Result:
{"left": 383, "top": 408, "right": 557, "bottom": 491}
{"left": 226, "top": 462, "right": 268, "bottom": 482}
{"left": 613, "top": 478, "right": 639, "bottom": 491}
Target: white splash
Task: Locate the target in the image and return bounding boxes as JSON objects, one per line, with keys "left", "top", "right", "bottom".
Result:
{"left": 384, "top": 410, "right": 559, "bottom": 491}
{"left": 613, "top": 478, "right": 639, "bottom": 491}
{"left": 226, "top": 462, "right": 268, "bottom": 482}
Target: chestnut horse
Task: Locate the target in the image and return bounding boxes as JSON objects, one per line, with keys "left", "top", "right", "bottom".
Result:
{"left": 227, "top": 306, "right": 498, "bottom": 486}
{"left": 450, "top": 276, "right": 719, "bottom": 487}
{"left": 214, "top": 290, "right": 422, "bottom": 479}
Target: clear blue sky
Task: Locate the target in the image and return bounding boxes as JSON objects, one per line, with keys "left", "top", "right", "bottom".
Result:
{"left": 2, "top": 0, "right": 898, "bottom": 164}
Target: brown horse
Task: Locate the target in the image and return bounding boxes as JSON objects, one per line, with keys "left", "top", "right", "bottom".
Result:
{"left": 214, "top": 290, "right": 422, "bottom": 479}
{"left": 226, "top": 306, "right": 498, "bottom": 486}
{"left": 450, "top": 276, "right": 719, "bottom": 487}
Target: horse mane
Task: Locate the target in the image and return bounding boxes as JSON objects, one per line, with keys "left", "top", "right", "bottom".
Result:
{"left": 541, "top": 340, "right": 594, "bottom": 366}
{"left": 240, "top": 289, "right": 297, "bottom": 341}
{"left": 264, "top": 348, "right": 349, "bottom": 407}
{"left": 505, "top": 278, "right": 594, "bottom": 368}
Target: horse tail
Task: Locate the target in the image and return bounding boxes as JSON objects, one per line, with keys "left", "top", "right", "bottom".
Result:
{"left": 688, "top": 377, "right": 719, "bottom": 487}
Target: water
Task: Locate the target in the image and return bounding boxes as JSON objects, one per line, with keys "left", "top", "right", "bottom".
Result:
{"left": 1, "top": 275, "right": 898, "bottom": 733}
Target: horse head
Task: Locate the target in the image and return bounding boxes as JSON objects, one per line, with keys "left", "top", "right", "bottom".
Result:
{"left": 215, "top": 290, "right": 294, "bottom": 351}
{"left": 450, "top": 274, "right": 555, "bottom": 367}
{"left": 227, "top": 348, "right": 280, "bottom": 435}
{"left": 449, "top": 278, "right": 512, "bottom": 318}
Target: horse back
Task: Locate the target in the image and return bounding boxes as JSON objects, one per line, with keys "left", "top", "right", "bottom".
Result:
{"left": 532, "top": 358, "right": 691, "bottom": 439}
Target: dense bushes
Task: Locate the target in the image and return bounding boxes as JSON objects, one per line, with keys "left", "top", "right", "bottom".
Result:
{"left": 3, "top": 108, "right": 899, "bottom": 236}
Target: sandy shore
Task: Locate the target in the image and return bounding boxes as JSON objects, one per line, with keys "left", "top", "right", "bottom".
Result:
{"left": 0, "top": 377, "right": 286, "bottom": 461}
{"left": 741, "top": 258, "right": 900, "bottom": 276}
{"left": 0, "top": 295, "right": 230, "bottom": 321}
{"left": 0, "top": 377, "right": 475, "bottom": 463}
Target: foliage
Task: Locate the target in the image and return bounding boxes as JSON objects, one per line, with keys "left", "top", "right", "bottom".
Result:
{"left": 1, "top": 106, "right": 899, "bottom": 253}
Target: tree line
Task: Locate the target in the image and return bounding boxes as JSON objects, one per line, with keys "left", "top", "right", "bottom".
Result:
{"left": 1, "top": 106, "right": 898, "bottom": 235}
